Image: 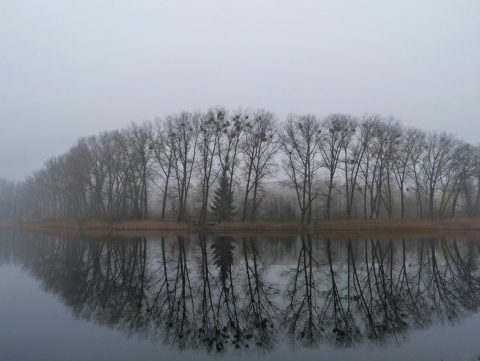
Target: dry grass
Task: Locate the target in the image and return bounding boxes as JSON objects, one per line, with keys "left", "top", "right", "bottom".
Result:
{"left": 313, "top": 219, "right": 440, "bottom": 231}
{"left": 10, "top": 218, "right": 193, "bottom": 236}
{"left": 17, "top": 218, "right": 79, "bottom": 230}
{"left": 211, "top": 217, "right": 480, "bottom": 238}
{"left": 89, "top": 220, "right": 192, "bottom": 232}
{"left": 440, "top": 217, "right": 480, "bottom": 230}
{"left": 4, "top": 217, "right": 480, "bottom": 238}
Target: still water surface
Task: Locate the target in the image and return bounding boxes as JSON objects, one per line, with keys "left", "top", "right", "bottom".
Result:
{"left": 1, "top": 230, "right": 480, "bottom": 361}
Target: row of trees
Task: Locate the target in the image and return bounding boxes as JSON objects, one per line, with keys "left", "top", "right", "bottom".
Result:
{"left": 1, "top": 108, "right": 480, "bottom": 223}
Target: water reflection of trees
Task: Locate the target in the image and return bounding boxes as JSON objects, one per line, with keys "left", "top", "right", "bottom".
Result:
{"left": 2, "top": 231, "right": 480, "bottom": 354}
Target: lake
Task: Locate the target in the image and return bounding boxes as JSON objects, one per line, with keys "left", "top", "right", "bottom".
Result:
{"left": 1, "top": 229, "right": 480, "bottom": 361}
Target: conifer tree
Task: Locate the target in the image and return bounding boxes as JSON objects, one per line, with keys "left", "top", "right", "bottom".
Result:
{"left": 211, "top": 168, "right": 236, "bottom": 222}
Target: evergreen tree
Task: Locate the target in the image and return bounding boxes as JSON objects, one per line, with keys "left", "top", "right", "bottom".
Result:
{"left": 211, "top": 168, "right": 236, "bottom": 222}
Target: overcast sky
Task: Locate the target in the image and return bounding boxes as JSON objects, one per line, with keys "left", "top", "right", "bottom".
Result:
{"left": 1, "top": 0, "right": 479, "bottom": 181}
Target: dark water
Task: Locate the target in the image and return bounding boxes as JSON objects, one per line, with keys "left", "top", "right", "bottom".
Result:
{"left": 1, "top": 230, "right": 480, "bottom": 361}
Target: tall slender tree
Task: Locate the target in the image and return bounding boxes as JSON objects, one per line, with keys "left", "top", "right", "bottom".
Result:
{"left": 240, "top": 109, "right": 279, "bottom": 221}
{"left": 280, "top": 114, "right": 322, "bottom": 225}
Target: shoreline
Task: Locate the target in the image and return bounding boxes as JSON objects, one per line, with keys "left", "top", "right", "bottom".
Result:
{"left": 2, "top": 217, "right": 480, "bottom": 238}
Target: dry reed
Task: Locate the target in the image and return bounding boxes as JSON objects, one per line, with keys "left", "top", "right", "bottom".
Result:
{"left": 4, "top": 217, "right": 480, "bottom": 238}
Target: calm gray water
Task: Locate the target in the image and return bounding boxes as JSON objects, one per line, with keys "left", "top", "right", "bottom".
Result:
{"left": 1, "top": 229, "right": 480, "bottom": 361}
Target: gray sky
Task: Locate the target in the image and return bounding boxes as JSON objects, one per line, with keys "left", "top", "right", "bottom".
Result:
{"left": 1, "top": 0, "right": 479, "bottom": 181}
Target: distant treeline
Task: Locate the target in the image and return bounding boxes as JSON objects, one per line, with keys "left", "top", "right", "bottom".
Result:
{"left": 1, "top": 108, "right": 479, "bottom": 223}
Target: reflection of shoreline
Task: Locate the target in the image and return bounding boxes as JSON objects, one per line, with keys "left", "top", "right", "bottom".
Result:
{"left": 1, "top": 231, "right": 480, "bottom": 354}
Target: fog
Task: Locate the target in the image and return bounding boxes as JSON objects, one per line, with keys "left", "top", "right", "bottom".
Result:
{"left": 1, "top": 0, "right": 479, "bottom": 181}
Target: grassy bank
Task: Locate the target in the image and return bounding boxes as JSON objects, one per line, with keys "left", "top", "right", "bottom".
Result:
{"left": 7, "top": 219, "right": 192, "bottom": 236}
{"left": 3, "top": 217, "right": 480, "bottom": 237}
{"left": 211, "top": 217, "right": 480, "bottom": 237}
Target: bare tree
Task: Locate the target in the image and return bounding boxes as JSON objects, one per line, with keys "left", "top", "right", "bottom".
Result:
{"left": 406, "top": 128, "right": 427, "bottom": 218}
{"left": 76, "top": 135, "right": 106, "bottom": 215}
{"left": 357, "top": 115, "right": 382, "bottom": 218}
{"left": 319, "top": 114, "right": 357, "bottom": 220}
{"left": 378, "top": 118, "right": 402, "bottom": 218}
{"left": 150, "top": 118, "right": 176, "bottom": 221}
{"left": 0, "top": 178, "right": 21, "bottom": 220}
{"left": 167, "top": 112, "right": 200, "bottom": 222}
{"left": 217, "top": 109, "right": 247, "bottom": 202}
{"left": 339, "top": 120, "right": 364, "bottom": 219}
{"left": 392, "top": 127, "right": 424, "bottom": 219}
{"left": 196, "top": 108, "right": 223, "bottom": 225}
{"left": 465, "top": 145, "right": 480, "bottom": 216}
{"left": 280, "top": 114, "right": 322, "bottom": 225}
{"left": 438, "top": 142, "right": 476, "bottom": 217}
{"left": 421, "top": 131, "right": 458, "bottom": 219}
{"left": 240, "top": 109, "right": 279, "bottom": 221}
{"left": 123, "top": 122, "right": 154, "bottom": 220}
